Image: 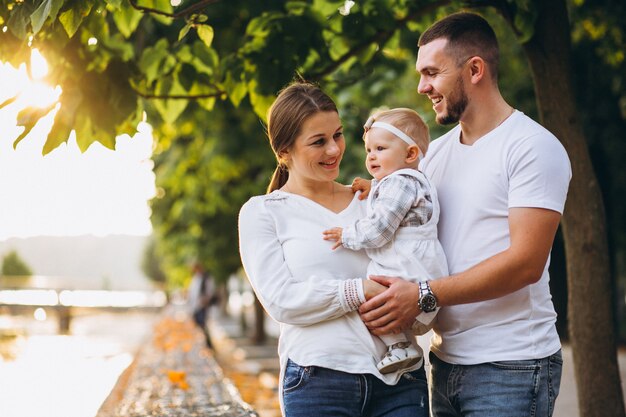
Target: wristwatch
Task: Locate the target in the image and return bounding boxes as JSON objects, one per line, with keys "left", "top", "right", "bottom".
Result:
{"left": 418, "top": 281, "right": 438, "bottom": 313}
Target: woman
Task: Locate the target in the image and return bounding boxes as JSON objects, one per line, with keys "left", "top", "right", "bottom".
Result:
{"left": 238, "top": 81, "right": 429, "bottom": 416}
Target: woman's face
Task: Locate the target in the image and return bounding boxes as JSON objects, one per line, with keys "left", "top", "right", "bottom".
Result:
{"left": 284, "top": 111, "right": 345, "bottom": 184}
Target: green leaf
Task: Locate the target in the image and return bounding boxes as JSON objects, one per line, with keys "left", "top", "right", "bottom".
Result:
{"left": 111, "top": 0, "right": 143, "bottom": 38}
{"left": 14, "top": 104, "right": 56, "bottom": 149}
{"left": 139, "top": 38, "right": 170, "bottom": 84}
{"left": 93, "top": 128, "right": 116, "bottom": 150}
{"left": 191, "top": 42, "right": 219, "bottom": 75}
{"left": 193, "top": 14, "right": 208, "bottom": 23}
{"left": 137, "top": 0, "right": 173, "bottom": 24}
{"left": 7, "top": 3, "right": 34, "bottom": 40}
{"left": 328, "top": 36, "right": 350, "bottom": 60}
{"left": 312, "top": 0, "right": 337, "bottom": 16}
{"left": 248, "top": 79, "right": 273, "bottom": 121}
{"left": 224, "top": 67, "right": 247, "bottom": 107}
{"left": 73, "top": 114, "right": 95, "bottom": 152}
{"left": 285, "top": 1, "right": 307, "bottom": 15}
{"left": 197, "top": 97, "right": 216, "bottom": 112}
{"left": 246, "top": 11, "right": 284, "bottom": 37}
{"left": 153, "top": 77, "right": 188, "bottom": 124}
{"left": 176, "top": 44, "right": 193, "bottom": 62}
{"left": 356, "top": 43, "right": 378, "bottom": 64}
{"left": 196, "top": 25, "right": 214, "bottom": 48}
{"left": 41, "top": 84, "right": 83, "bottom": 153}
{"left": 31, "top": 0, "right": 65, "bottom": 34}
{"left": 100, "top": 33, "right": 135, "bottom": 62}
{"left": 58, "top": 0, "right": 95, "bottom": 37}
{"left": 178, "top": 22, "right": 192, "bottom": 41}
{"left": 104, "top": 0, "right": 123, "bottom": 8}
{"left": 43, "top": 117, "right": 73, "bottom": 154}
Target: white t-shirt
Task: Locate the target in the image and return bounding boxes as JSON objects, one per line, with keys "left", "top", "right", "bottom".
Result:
{"left": 421, "top": 110, "right": 571, "bottom": 365}
{"left": 238, "top": 189, "right": 415, "bottom": 386}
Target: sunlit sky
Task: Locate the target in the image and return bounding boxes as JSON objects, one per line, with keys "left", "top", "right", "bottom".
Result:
{"left": 0, "top": 51, "right": 156, "bottom": 241}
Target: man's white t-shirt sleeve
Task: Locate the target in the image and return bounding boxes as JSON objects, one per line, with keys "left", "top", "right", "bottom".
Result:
{"left": 507, "top": 132, "right": 572, "bottom": 213}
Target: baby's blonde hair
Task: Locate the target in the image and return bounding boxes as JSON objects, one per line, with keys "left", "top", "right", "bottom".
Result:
{"left": 364, "top": 108, "right": 430, "bottom": 155}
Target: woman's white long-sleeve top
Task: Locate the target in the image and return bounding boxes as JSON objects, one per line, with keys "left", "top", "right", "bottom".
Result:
{"left": 238, "top": 189, "right": 414, "bottom": 385}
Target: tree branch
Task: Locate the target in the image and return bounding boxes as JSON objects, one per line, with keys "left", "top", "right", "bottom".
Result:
{"left": 134, "top": 89, "right": 224, "bottom": 100}
{"left": 128, "top": 0, "right": 221, "bottom": 19}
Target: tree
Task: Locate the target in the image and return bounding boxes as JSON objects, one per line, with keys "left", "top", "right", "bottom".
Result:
{"left": 509, "top": 1, "right": 624, "bottom": 415}
{"left": 1, "top": 250, "right": 33, "bottom": 276}
{"left": 141, "top": 237, "right": 167, "bottom": 286}
{"left": 149, "top": 99, "right": 276, "bottom": 286}
{"left": 1, "top": 1, "right": 624, "bottom": 414}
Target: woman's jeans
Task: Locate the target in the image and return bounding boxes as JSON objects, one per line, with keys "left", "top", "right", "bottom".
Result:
{"left": 282, "top": 359, "right": 429, "bottom": 417}
{"left": 429, "top": 350, "right": 563, "bottom": 417}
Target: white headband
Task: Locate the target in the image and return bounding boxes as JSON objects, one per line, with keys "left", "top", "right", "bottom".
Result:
{"left": 369, "top": 121, "right": 424, "bottom": 159}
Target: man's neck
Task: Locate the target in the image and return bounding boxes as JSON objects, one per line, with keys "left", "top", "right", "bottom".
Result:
{"left": 459, "top": 98, "right": 514, "bottom": 145}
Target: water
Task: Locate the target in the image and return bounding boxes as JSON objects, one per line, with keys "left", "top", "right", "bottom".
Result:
{"left": 0, "top": 310, "right": 158, "bottom": 417}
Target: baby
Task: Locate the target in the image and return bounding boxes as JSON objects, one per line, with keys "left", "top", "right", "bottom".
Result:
{"left": 323, "top": 108, "right": 448, "bottom": 374}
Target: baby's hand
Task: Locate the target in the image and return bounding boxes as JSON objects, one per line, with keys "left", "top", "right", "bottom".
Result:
{"left": 322, "top": 227, "right": 344, "bottom": 250}
{"left": 351, "top": 177, "right": 372, "bottom": 200}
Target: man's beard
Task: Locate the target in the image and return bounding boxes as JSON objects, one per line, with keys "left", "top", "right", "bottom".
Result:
{"left": 437, "top": 75, "right": 468, "bottom": 125}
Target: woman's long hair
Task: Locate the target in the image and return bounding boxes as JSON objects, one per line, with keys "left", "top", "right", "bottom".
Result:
{"left": 266, "top": 82, "right": 338, "bottom": 193}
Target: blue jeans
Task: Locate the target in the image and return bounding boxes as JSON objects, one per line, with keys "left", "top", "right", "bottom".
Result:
{"left": 282, "top": 359, "right": 429, "bottom": 417}
{"left": 429, "top": 350, "right": 563, "bottom": 417}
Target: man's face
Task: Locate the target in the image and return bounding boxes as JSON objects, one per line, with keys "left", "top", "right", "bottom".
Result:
{"left": 416, "top": 39, "right": 469, "bottom": 125}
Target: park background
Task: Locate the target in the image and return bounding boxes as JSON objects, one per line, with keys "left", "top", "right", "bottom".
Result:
{"left": 0, "top": 0, "right": 625, "bottom": 416}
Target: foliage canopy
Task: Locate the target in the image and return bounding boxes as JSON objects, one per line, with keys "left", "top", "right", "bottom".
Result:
{"left": 1, "top": 250, "right": 34, "bottom": 276}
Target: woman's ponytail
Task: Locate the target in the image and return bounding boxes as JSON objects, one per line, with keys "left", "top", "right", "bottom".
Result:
{"left": 266, "top": 163, "right": 289, "bottom": 193}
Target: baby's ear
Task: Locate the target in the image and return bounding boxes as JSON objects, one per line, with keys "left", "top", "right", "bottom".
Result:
{"left": 406, "top": 145, "right": 421, "bottom": 163}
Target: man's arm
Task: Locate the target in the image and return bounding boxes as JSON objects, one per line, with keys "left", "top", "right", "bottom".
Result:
{"left": 359, "top": 207, "right": 562, "bottom": 335}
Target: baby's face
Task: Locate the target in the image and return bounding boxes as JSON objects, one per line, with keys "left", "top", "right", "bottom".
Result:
{"left": 364, "top": 128, "right": 412, "bottom": 181}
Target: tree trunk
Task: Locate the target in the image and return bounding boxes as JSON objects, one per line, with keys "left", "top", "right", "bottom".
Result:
{"left": 520, "top": 1, "right": 625, "bottom": 415}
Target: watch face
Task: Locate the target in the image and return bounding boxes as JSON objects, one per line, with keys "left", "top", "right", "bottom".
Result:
{"left": 420, "top": 294, "right": 437, "bottom": 313}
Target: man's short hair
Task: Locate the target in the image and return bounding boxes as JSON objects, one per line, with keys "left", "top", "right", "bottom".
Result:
{"left": 418, "top": 12, "right": 499, "bottom": 81}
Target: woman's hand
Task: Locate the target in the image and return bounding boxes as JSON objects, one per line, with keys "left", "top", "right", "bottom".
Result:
{"left": 351, "top": 177, "right": 372, "bottom": 200}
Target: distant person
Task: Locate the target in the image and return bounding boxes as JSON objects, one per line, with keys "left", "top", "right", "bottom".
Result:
{"left": 357, "top": 12, "right": 572, "bottom": 416}
{"left": 239, "top": 82, "right": 429, "bottom": 417}
{"left": 187, "top": 264, "right": 215, "bottom": 348}
{"left": 323, "top": 107, "right": 448, "bottom": 374}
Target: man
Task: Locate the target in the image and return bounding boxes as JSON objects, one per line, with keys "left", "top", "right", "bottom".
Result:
{"left": 359, "top": 12, "right": 571, "bottom": 416}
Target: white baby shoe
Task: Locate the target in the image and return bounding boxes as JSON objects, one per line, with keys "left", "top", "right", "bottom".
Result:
{"left": 377, "top": 342, "right": 422, "bottom": 374}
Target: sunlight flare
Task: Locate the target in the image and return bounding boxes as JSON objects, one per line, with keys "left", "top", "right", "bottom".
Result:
{"left": 30, "top": 48, "right": 48, "bottom": 79}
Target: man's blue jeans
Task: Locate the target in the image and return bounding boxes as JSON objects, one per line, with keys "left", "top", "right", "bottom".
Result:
{"left": 429, "top": 350, "right": 563, "bottom": 417}
{"left": 282, "top": 358, "right": 429, "bottom": 417}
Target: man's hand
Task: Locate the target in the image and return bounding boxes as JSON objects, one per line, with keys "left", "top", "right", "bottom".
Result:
{"left": 351, "top": 177, "right": 372, "bottom": 200}
{"left": 322, "top": 227, "right": 343, "bottom": 250}
{"left": 359, "top": 276, "right": 420, "bottom": 335}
